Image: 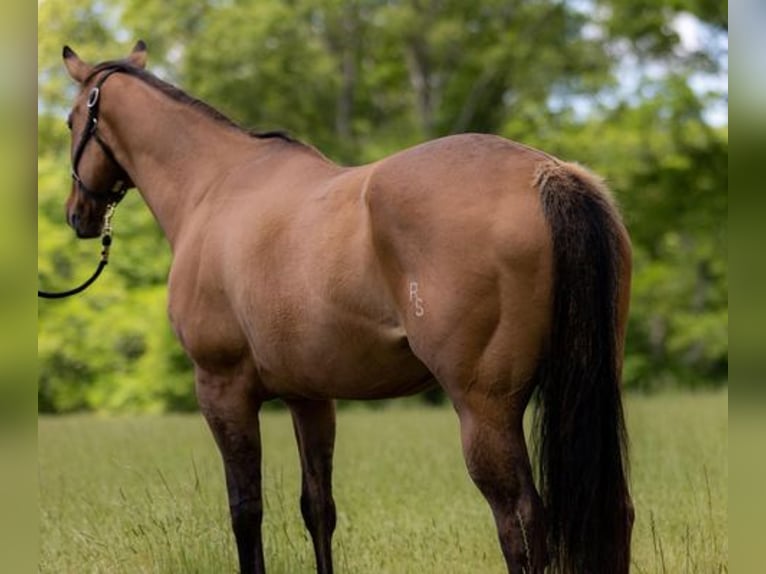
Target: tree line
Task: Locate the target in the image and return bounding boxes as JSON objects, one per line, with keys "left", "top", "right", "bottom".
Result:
{"left": 38, "top": 0, "right": 728, "bottom": 412}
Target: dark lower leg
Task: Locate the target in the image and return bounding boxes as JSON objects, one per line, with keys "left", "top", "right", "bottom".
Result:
{"left": 225, "top": 459, "right": 265, "bottom": 574}
{"left": 288, "top": 399, "right": 337, "bottom": 574}
{"left": 459, "top": 409, "right": 547, "bottom": 574}
{"left": 197, "top": 371, "right": 265, "bottom": 574}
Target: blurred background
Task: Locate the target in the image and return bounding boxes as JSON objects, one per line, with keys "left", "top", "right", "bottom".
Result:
{"left": 37, "top": 0, "right": 728, "bottom": 413}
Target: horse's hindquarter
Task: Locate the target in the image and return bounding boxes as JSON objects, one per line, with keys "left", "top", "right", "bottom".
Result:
{"left": 365, "top": 134, "right": 555, "bottom": 393}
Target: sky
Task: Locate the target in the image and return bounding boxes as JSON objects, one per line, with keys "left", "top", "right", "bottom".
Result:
{"left": 555, "top": 5, "right": 728, "bottom": 126}
{"left": 672, "top": 11, "right": 728, "bottom": 126}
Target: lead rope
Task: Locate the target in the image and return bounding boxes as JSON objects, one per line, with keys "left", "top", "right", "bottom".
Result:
{"left": 38, "top": 204, "right": 116, "bottom": 299}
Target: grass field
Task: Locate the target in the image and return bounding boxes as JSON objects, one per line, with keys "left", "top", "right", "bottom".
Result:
{"left": 39, "top": 391, "right": 727, "bottom": 573}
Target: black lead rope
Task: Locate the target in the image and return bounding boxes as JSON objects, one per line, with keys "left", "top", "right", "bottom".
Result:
{"left": 38, "top": 205, "right": 116, "bottom": 299}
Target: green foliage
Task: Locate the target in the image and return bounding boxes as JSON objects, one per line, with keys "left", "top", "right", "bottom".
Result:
{"left": 37, "top": 0, "right": 727, "bottom": 412}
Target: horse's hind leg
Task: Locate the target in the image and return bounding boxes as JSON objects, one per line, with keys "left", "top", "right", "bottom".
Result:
{"left": 456, "top": 394, "right": 546, "bottom": 574}
{"left": 286, "top": 399, "right": 337, "bottom": 574}
{"left": 196, "top": 367, "right": 266, "bottom": 574}
{"left": 397, "top": 284, "right": 549, "bottom": 570}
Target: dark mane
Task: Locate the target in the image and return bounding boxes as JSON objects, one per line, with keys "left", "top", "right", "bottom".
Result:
{"left": 86, "top": 60, "right": 304, "bottom": 146}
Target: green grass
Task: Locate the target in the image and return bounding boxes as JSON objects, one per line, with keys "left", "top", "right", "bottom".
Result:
{"left": 39, "top": 391, "right": 727, "bottom": 573}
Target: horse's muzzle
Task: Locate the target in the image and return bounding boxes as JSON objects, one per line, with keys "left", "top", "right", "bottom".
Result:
{"left": 69, "top": 212, "right": 101, "bottom": 239}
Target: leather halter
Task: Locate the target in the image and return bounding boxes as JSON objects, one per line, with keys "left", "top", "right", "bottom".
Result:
{"left": 38, "top": 68, "right": 129, "bottom": 299}
{"left": 70, "top": 67, "right": 133, "bottom": 205}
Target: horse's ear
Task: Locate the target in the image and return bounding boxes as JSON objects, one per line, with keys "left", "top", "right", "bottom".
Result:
{"left": 128, "top": 40, "right": 148, "bottom": 69}
{"left": 62, "top": 46, "right": 90, "bottom": 83}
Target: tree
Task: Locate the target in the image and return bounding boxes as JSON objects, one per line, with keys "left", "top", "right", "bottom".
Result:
{"left": 37, "top": 0, "right": 727, "bottom": 412}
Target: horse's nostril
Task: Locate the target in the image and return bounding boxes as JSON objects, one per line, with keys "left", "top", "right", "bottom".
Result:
{"left": 69, "top": 212, "right": 79, "bottom": 229}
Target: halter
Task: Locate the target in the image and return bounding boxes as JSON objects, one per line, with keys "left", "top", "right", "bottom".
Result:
{"left": 70, "top": 67, "right": 132, "bottom": 205}
{"left": 39, "top": 68, "right": 130, "bottom": 299}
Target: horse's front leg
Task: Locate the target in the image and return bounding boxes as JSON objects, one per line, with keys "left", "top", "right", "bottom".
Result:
{"left": 196, "top": 366, "right": 265, "bottom": 574}
{"left": 286, "top": 399, "right": 337, "bottom": 574}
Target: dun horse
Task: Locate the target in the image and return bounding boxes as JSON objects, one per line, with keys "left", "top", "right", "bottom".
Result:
{"left": 59, "top": 42, "right": 633, "bottom": 573}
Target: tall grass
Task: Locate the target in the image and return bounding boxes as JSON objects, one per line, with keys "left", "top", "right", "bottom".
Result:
{"left": 39, "top": 391, "right": 727, "bottom": 573}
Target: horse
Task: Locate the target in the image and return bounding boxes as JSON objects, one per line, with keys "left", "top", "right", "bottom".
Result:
{"left": 58, "top": 41, "right": 634, "bottom": 573}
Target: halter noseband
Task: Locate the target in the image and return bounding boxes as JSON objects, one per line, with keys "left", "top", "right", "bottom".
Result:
{"left": 71, "top": 67, "right": 132, "bottom": 205}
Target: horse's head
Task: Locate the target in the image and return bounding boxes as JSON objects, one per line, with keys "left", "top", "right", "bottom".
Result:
{"left": 61, "top": 41, "right": 147, "bottom": 238}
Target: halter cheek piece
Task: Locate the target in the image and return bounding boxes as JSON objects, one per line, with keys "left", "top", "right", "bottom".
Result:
{"left": 71, "top": 68, "right": 133, "bottom": 205}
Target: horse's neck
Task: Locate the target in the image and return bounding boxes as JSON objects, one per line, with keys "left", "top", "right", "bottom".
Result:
{"left": 101, "top": 76, "right": 262, "bottom": 248}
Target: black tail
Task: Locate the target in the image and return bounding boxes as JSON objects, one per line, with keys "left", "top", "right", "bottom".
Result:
{"left": 534, "top": 161, "right": 632, "bottom": 574}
